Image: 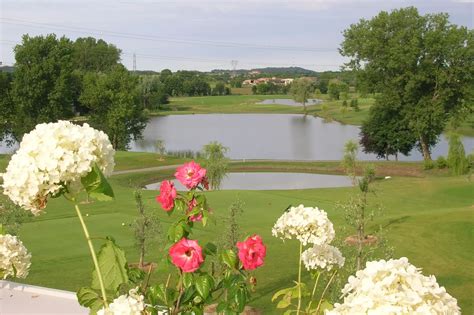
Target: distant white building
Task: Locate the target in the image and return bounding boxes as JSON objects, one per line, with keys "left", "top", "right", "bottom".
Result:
{"left": 242, "top": 77, "right": 294, "bottom": 86}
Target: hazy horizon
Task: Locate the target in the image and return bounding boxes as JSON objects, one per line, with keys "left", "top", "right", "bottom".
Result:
{"left": 1, "top": 0, "right": 472, "bottom": 72}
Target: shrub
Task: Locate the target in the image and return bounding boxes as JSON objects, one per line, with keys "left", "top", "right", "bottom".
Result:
{"left": 423, "top": 159, "right": 435, "bottom": 170}
{"left": 436, "top": 156, "right": 448, "bottom": 169}
{"left": 447, "top": 133, "right": 468, "bottom": 175}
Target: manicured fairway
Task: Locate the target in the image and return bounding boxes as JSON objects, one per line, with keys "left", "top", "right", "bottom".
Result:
{"left": 2, "top": 153, "right": 472, "bottom": 313}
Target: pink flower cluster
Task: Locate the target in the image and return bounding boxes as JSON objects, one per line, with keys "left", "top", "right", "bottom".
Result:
{"left": 157, "top": 162, "right": 267, "bottom": 274}
{"left": 156, "top": 161, "right": 208, "bottom": 214}
{"left": 169, "top": 235, "right": 267, "bottom": 273}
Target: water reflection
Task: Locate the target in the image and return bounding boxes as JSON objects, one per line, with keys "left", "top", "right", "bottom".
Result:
{"left": 129, "top": 114, "right": 474, "bottom": 161}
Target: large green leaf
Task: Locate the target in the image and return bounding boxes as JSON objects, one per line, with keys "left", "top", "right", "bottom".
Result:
{"left": 195, "top": 275, "right": 213, "bottom": 300}
{"left": 183, "top": 272, "right": 193, "bottom": 289}
{"left": 76, "top": 287, "right": 104, "bottom": 314}
{"left": 81, "top": 163, "right": 114, "bottom": 201}
{"left": 92, "top": 239, "right": 129, "bottom": 292}
{"left": 234, "top": 287, "right": 247, "bottom": 313}
{"left": 220, "top": 249, "right": 237, "bottom": 270}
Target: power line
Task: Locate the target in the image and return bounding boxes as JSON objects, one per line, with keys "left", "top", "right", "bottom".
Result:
{"left": 0, "top": 39, "right": 342, "bottom": 69}
{"left": 0, "top": 17, "right": 337, "bottom": 53}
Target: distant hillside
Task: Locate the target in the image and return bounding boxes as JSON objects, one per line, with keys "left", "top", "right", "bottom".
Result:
{"left": 210, "top": 67, "right": 317, "bottom": 76}
{"left": 251, "top": 67, "right": 317, "bottom": 76}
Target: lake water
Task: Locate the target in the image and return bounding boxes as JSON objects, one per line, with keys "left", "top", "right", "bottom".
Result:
{"left": 2, "top": 114, "right": 472, "bottom": 160}
{"left": 257, "top": 99, "right": 322, "bottom": 106}
{"left": 129, "top": 114, "right": 474, "bottom": 161}
{"left": 145, "top": 172, "right": 354, "bottom": 191}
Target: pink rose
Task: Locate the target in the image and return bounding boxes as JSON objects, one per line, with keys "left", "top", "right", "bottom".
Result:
{"left": 156, "top": 180, "right": 177, "bottom": 211}
{"left": 236, "top": 235, "right": 266, "bottom": 271}
{"left": 169, "top": 238, "right": 204, "bottom": 273}
{"left": 187, "top": 198, "right": 202, "bottom": 222}
{"left": 174, "top": 161, "right": 207, "bottom": 189}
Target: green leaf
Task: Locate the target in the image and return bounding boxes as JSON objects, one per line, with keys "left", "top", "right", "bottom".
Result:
{"left": 174, "top": 199, "right": 186, "bottom": 213}
{"left": 216, "top": 302, "right": 228, "bottom": 313}
{"left": 128, "top": 267, "right": 145, "bottom": 284}
{"left": 76, "top": 287, "right": 104, "bottom": 314}
{"left": 195, "top": 274, "right": 213, "bottom": 299}
{"left": 147, "top": 284, "right": 166, "bottom": 305}
{"left": 91, "top": 239, "right": 129, "bottom": 292}
{"left": 221, "top": 249, "right": 237, "bottom": 269}
{"left": 182, "top": 272, "right": 193, "bottom": 288}
{"left": 234, "top": 288, "right": 247, "bottom": 313}
{"left": 318, "top": 300, "right": 334, "bottom": 312}
{"left": 167, "top": 221, "right": 185, "bottom": 242}
{"left": 272, "top": 287, "right": 294, "bottom": 302}
{"left": 276, "top": 295, "right": 291, "bottom": 309}
{"left": 81, "top": 164, "right": 114, "bottom": 201}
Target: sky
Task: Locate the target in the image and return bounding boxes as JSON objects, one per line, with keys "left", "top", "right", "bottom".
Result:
{"left": 0, "top": 0, "right": 472, "bottom": 72}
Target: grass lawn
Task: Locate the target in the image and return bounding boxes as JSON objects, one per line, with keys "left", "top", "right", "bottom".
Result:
{"left": 1, "top": 152, "right": 473, "bottom": 313}
{"left": 150, "top": 95, "right": 315, "bottom": 115}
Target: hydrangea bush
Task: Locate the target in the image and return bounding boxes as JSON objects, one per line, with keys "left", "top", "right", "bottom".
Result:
{"left": 327, "top": 257, "right": 460, "bottom": 314}
{"left": 272, "top": 205, "right": 345, "bottom": 314}
{"left": 2, "top": 121, "right": 114, "bottom": 215}
{"left": 0, "top": 233, "right": 31, "bottom": 279}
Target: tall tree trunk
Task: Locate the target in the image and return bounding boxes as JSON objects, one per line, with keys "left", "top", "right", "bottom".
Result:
{"left": 420, "top": 136, "right": 432, "bottom": 161}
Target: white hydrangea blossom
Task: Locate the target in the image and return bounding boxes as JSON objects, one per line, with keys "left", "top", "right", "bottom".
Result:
{"left": 326, "top": 257, "right": 460, "bottom": 315}
{"left": 97, "top": 288, "right": 145, "bottom": 315}
{"left": 272, "top": 205, "right": 335, "bottom": 246}
{"left": 302, "top": 244, "right": 344, "bottom": 271}
{"left": 0, "top": 234, "right": 31, "bottom": 279}
{"left": 1, "top": 121, "right": 115, "bottom": 215}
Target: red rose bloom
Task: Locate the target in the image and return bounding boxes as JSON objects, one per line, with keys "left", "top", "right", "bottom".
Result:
{"left": 174, "top": 161, "right": 207, "bottom": 189}
{"left": 169, "top": 238, "right": 204, "bottom": 273}
{"left": 236, "top": 235, "right": 266, "bottom": 270}
{"left": 156, "top": 180, "right": 177, "bottom": 211}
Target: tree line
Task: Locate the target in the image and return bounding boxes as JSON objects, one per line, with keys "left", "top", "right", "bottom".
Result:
{"left": 0, "top": 35, "right": 230, "bottom": 150}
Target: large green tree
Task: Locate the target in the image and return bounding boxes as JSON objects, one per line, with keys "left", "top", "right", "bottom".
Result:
{"left": 8, "top": 34, "right": 76, "bottom": 141}
{"left": 72, "top": 37, "right": 121, "bottom": 72}
{"left": 139, "top": 75, "right": 169, "bottom": 110}
{"left": 80, "top": 65, "right": 148, "bottom": 150}
{"left": 72, "top": 37, "right": 122, "bottom": 115}
{"left": 341, "top": 7, "right": 473, "bottom": 160}
{"left": 0, "top": 72, "right": 14, "bottom": 143}
{"left": 290, "top": 77, "right": 314, "bottom": 113}
{"left": 327, "top": 79, "right": 349, "bottom": 100}
{"left": 360, "top": 93, "right": 416, "bottom": 160}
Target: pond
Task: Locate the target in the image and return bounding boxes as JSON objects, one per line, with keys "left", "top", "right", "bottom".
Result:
{"left": 129, "top": 114, "right": 474, "bottom": 161}
{"left": 145, "top": 172, "right": 355, "bottom": 191}
{"left": 257, "top": 99, "right": 323, "bottom": 106}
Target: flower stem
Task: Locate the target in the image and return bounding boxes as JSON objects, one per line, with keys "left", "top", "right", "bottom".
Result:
{"left": 74, "top": 203, "right": 108, "bottom": 308}
{"left": 296, "top": 242, "right": 303, "bottom": 315}
{"left": 307, "top": 271, "right": 321, "bottom": 312}
{"left": 316, "top": 270, "right": 338, "bottom": 314}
